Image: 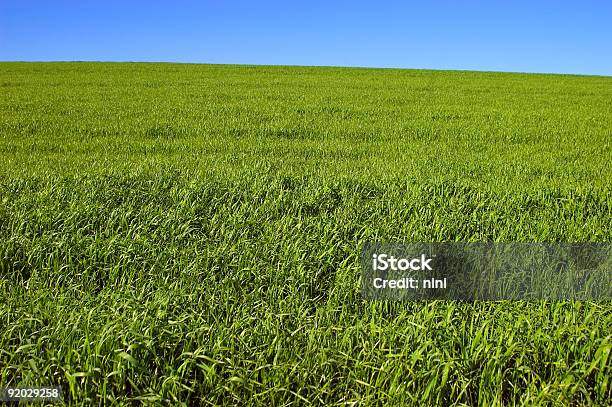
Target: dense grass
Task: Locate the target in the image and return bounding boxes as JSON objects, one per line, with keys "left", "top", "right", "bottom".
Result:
{"left": 0, "top": 62, "right": 611, "bottom": 405}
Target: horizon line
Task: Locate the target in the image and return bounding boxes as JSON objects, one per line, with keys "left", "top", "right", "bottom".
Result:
{"left": 0, "top": 60, "right": 610, "bottom": 78}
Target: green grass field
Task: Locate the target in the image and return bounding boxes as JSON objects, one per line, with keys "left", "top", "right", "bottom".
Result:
{"left": 0, "top": 62, "right": 611, "bottom": 405}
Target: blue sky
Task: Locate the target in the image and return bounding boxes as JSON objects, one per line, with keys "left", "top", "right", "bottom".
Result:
{"left": 1, "top": 1, "right": 610, "bottom": 75}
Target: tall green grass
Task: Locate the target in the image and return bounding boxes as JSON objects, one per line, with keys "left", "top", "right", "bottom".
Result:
{"left": 0, "top": 62, "right": 611, "bottom": 405}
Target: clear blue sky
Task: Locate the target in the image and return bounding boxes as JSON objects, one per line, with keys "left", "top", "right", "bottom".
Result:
{"left": 1, "top": 0, "right": 611, "bottom": 76}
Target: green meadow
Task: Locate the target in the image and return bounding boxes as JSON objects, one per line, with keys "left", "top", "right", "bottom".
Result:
{"left": 0, "top": 62, "right": 610, "bottom": 405}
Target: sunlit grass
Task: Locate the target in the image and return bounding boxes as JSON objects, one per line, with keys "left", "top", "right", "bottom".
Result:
{"left": 0, "top": 62, "right": 610, "bottom": 405}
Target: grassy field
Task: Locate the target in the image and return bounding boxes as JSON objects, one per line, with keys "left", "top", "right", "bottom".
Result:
{"left": 0, "top": 62, "right": 611, "bottom": 405}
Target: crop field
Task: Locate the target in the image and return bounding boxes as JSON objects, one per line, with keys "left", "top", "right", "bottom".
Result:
{"left": 0, "top": 62, "right": 611, "bottom": 405}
